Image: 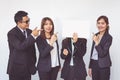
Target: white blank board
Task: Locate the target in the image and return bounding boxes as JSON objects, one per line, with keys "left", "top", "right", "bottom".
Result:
{"left": 62, "top": 20, "right": 90, "bottom": 38}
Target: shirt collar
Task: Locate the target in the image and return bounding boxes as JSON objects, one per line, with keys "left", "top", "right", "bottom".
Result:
{"left": 17, "top": 26, "right": 26, "bottom": 32}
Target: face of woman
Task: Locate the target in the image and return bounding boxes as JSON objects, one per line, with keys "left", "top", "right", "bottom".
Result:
{"left": 43, "top": 20, "right": 53, "bottom": 33}
{"left": 97, "top": 18, "right": 108, "bottom": 32}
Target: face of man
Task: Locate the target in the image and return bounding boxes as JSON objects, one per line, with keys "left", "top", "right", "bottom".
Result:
{"left": 18, "top": 16, "right": 30, "bottom": 30}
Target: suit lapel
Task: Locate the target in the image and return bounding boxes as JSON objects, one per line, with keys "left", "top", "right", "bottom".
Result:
{"left": 73, "top": 46, "right": 77, "bottom": 55}
{"left": 26, "top": 29, "right": 31, "bottom": 36}
{"left": 15, "top": 26, "right": 26, "bottom": 41}
{"left": 67, "top": 38, "right": 72, "bottom": 55}
{"left": 99, "top": 31, "right": 108, "bottom": 45}
{"left": 67, "top": 38, "right": 77, "bottom": 55}
{"left": 91, "top": 41, "right": 95, "bottom": 57}
{"left": 56, "top": 40, "right": 59, "bottom": 53}
{"left": 90, "top": 31, "right": 108, "bottom": 57}
{"left": 91, "top": 32, "right": 101, "bottom": 57}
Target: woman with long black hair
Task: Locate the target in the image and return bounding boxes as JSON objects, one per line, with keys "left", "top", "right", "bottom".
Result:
{"left": 36, "top": 17, "right": 61, "bottom": 80}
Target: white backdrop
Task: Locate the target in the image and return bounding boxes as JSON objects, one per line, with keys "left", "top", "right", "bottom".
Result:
{"left": 0, "top": 0, "right": 120, "bottom": 80}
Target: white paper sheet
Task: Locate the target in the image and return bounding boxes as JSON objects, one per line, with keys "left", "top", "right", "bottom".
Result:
{"left": 62, "top": 20, "right": 90, "bottom": 38}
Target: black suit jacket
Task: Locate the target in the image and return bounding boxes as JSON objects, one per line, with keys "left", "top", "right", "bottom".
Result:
{"left": 89, "top": 31, "right": 112, "bottom": 68}
{"left": 61, "top": 38, "right": 87, "bottom": 79}
{"left": 7, "top": 26, "right": 36, "bottom": 76}
{"left": 36, "top": 36, "right": 61, "bottom": 72}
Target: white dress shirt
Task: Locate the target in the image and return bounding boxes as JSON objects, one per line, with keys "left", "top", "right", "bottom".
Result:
{"left": 70, "top": 39, "right": 74, "bottom": 66}
{"left": 46, "top": 39, "right": 59, "bottom": 68}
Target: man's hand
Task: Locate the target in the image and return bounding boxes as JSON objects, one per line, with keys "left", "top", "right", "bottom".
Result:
{"left": 32, "top": 27, "right": 42, "bottom": 37}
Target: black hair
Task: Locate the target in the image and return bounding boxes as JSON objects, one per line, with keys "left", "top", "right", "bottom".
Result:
{"left": 40, "top": 17, "right": 54, "bottom": 39}
{"left": 14, "top": 11, "right": 28, "bottom": 24}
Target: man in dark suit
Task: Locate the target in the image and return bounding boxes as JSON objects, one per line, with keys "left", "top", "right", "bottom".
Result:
{"left": 7, "top": 11, "right": 41, "bottom": 80}
{"left": 61, "top": 33, "right": 87, "bottom": 80}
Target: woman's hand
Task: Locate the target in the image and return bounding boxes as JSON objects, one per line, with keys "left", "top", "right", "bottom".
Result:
{"left": 72, "top": 33, "right": 78, "bottom": 43}
{"left": 49, "top": 33, "right": 57, "bottom": 46}
{"left": 92, "top": 34, "right": 99, "bottom": 46}
{"left": 88, "top": 68, "right": 92, "bottom": 77}
{"left": 63, "top": 49, "right": 68, "bottom": 56}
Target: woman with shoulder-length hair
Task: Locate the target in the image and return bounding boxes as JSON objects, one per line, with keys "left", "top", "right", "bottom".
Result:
{"left": 88, "top": 15, "right": 113, "bottom": 80}
{"left": 36, "top": 17, "right": 61, "bottom": 80}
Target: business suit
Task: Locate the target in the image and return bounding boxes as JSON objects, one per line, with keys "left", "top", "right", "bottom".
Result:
{"left": 61, "top": 38, "right": 87, "bottom": 80}
{"left": 89, "top": 31, "right": 112, "bottom": 80}
{"left": 7, "top": 26, "right": 36, "bottom": 80}
{"left": 36, "top": 35, "right": 60, "bottom": 80}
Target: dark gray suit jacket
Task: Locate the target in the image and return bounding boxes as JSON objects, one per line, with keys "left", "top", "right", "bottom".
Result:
{"left": 7, "top": 26, "right": 36, "bottom": 76}
{"left": 61, "top": 38, "right": 87, "bottom": 79}
{"left": 89, "top": 31, "right": 112, "bottom": 68}
{"left": 36, "top": 36, "right": 61, "bottom": 72}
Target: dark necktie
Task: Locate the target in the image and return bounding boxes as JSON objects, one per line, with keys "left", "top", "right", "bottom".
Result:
{"left": 23, "top": 30, "right": 26, "bottom": 38}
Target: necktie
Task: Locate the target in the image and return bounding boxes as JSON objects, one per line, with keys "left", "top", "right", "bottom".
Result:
{"left": 23, "top": 30, "right": 26, "bottom": 38}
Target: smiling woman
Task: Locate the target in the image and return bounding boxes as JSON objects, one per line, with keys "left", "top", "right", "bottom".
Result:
{"left": 97, "top": 16, "right": 109, "bottom": 32}
{"left": 88, "top": 16, "right": 112, "bottom": 80}
{"left": 36, "top": 17, "right": 61, "bottom": 80}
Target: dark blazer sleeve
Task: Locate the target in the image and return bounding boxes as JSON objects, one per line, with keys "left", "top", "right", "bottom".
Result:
{"left": 73, "top": 38, "right": 87, "bottom": 57}
{"left": 89, "top": 32, "right": 113, "bottom": 68}
{"left": 36, "top": 36, "right": 53, "bottom": 58}
{"left": 8, "top": 31, "right": 35, "bottom": 50}
{"left": 95, "top": 35, "right": 112, "bottom": 58}
{"left": 61, "top": 39, "right": 70, "bottom": 59}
